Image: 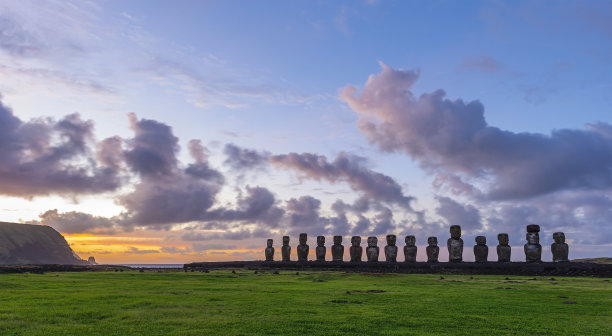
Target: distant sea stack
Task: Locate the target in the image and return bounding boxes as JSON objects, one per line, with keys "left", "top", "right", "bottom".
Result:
{"left": 0, "top": 222, "right": 88, "bottom": 265}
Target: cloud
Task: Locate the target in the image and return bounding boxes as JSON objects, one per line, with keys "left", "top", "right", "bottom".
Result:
{"left": 435, "top": 196, "right": 483, "bottom": 233}
{"left": 460, "top": 55, "right": 504, "bottom": 73}
{"left": 223, "top": 143, "right": 270, "bottom": 171}
{"left": 124, "top": 247, "right": 160, "bottom": 254}
{"left": 35, "top": 209, "right": 117, "bottom": 234}
{"left": 341, "top": 63, "right": 612, "bottom": 200}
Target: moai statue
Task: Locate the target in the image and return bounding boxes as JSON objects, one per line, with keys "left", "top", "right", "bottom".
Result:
{"left": 385, "top": 234, "right": 398, "bottom": 262}
{"left": 497, "top": 233, "right": 511, "bottom": 262}
{"left": 331, "top": 236, "right": 344, "bottom": 262}
{"left": 447, "top": 225, "right": 464, "bottom": 262}
{"left": 551, "top": 232, "right": 569, "bottom": 262}
{"left": 366, "top": 236, "right": 379, "bottom": 262}
{"left": 474, "top": 236, "right": 488, "bottom": 263}
{"left": 350, "top": 236, "right": 363, "bottom": 262}
{"left": 315, "top": 236, "right": 326, "bottom": 261}
{"left": 281, "top": 236, "right": 291, "bottom": 262}
{"left": 265, "top": 239, "right": 275, "bottom": 261}
{"left": 403, "top": 235, "right": 417, "bottom": 262}
{"left": 297, "top": 233, "right": 309, "bottom": 262}
{"left": 524, "top": 224, "right": 542, "bottom": 263}
{"left": 426, "top": 237, "right": 439, "bottom": 262}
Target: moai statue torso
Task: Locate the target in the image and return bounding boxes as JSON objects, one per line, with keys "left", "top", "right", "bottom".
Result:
{"left": 384, "top": 234, "right": 398, "bottom": 262}
{"left": 265, "top": 239, "right": 275, "bottom": 261}
{"left": 297, "top": 233, "right": 309, "bottom": 262}
{"left": 315, "top": 236, "right": 326, "bottom": 261}
{"left": 281, "top": 236, "right": 291, "bottom": 262}
{"left": 551, "top": 232, "right": 569, "bottom": 262}
{"left": 366, "top": 236, "right": 379, "bottom": 262}
{"left": 524, "top": 224, "right": 542, "bottom": 263}
{"left": 426, "top": 237, "right": 439, "bottom": 262}
{"left": 496, "top": 233, "right": 511, "bottom": 262}
{"left": 350, "top": 236, "right": 363, "bottom": 262}
{"left": 403, "top": 235, "right": 417, "bottom": 262}
{"left": 331, "top": 236, "right": 344, "bottom": 261}
{"left": 447, "top": 225, "right": 463, "bottom": 262}
{"left": 474, "top": 236, "right": 488, "bottom": 263}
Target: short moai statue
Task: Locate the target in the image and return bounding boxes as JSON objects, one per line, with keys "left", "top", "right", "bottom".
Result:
{"left": 474, "top": 236, "right": 488, "bottom": 263}
{"left": 331, "top": 236, "right": 344, "bottom": 261}
{"left": 447, "top": 225, "right": 463, "bottom": 262}
{"left": 524, "top": 224, "right": 542, "bottom": 263}
{"left": 350, "top": 236, "right": 363, "bottom": 262}
{"left": 366, "top": 236, "right": 379, "bottom": 262}
{"left": 297, "top": 233, "right": 309, "bottom": 262}
{"left": 265, "top": 239, "right": 275, "bottom": 261}
{"left": 315, "top": 236, "right": 326, "bottom": 261}
{"left": 385, "top": 234, "right": 398, "bottom": 262}
{"left": 551, "top": 232, "right": 569, "bottom": 262}
{"left": 426, "top": 237, "right": 439, "bottom": 262}
{"left": 403, "top": 235, "right": 417, "bottom": 262}
{"left": 281, "top": 236, "right": 291, "bottom": 262}
{"left": 496, "top": 233, "right": 511, "bottom": 262}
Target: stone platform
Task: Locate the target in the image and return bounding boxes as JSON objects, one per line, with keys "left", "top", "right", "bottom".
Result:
{"left": 183, "top": 261, "right": 612, "bottom": 277}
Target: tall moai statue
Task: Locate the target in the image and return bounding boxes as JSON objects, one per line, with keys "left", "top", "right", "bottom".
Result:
{"left": 281, "top": 236, "right": 291, "bottom": 262}
{"left": 297, "top": 233, "right": 309, "bottom": 262}
{"left": 497, "top": 233, "right": 511, "bottom": 262}
{"left": 474, "top": 236, "right": 488, "bottom": 263}
{"left": 315, "top": 236, "right": 326, "bottom": 261}
{"left": 265, "top": 239, "right": 275, "bottom": 261}
{"left": 551, "top": 232, "right": 569, "bottom": 262}
{"left": 524, "top": 224, "right": 542, "bottom": 262}
{"left": 447, "top": 225, "right": 464, "bottom": 262}
{"left": 366, "top": 236, "right": 379, "bottom": 262}
{"left": 426, "top": 236, "right": 439, "bottom": 262}
{"left": 331, "top": 236, "right": 344, "bottom": 262}
{"left": 385, "top": 234, "right": 398, "bottom": 262}
{"left": 350, "top": 236, "right": 363, "bottom": 262}
{"left": 404, "top": 235, "right": 417, "bottom": 262}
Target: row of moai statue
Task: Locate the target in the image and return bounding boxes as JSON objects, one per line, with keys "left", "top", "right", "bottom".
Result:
{"left": 264, "top": 224, "right": 569, "bottom": 263}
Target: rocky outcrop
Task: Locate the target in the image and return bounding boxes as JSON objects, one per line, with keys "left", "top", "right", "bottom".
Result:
{"left": 0, "top": 222, "right": 87, "bottom": 265}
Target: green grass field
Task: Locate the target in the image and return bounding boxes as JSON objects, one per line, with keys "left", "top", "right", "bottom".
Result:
{"left": 0, "top": 270, "right": 610, "bottom": 335}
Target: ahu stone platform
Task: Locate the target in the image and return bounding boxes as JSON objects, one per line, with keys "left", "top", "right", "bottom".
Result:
{"left": 183, "top": 261, "right": 612, "bottom": 277}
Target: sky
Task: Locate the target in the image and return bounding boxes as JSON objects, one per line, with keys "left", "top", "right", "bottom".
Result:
{"left": 0, "top": 0, "right": 611, "bottom": 264}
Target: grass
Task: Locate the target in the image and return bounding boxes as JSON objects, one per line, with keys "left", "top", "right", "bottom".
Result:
{"left": 0, "top": 270, "right": 610, "bottom": 335}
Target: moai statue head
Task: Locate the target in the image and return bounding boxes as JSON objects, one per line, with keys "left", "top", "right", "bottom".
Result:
{"left": 475, "top": 236, "right": 486, "bottom": 246}
{"left": 386, "top": 234, "right": 396, "bottom": 246}
{"left": 267, "top": 239, "right": 273, "bottom": 248}
{"left": 317, "top": 236, "right": 325, "bottom": 247}
{"left": 497, "top": 233, "right": 509, "bottom": 246}
{"left": 299, "top": 233, "right": 308, "bottom": 245}
{"left": 351, "top": 236, "right": 361, "bottom": 246}
{"left": 405, "top": 235, "right": 416, "bottom": 247}
{"left": 282, "top": 236, "right": 290, "bottom": 246}
{"left": 428, "top": 236, "right": 438, "bottom": 246}
{"left": 450, "top": 225, "right": 462, "bottom": 239}
{"left": 526, "top": 224, "right": 540, "bottom": 245}
{"left": 367, "top": 236, "right": 378, "bottom": 247}
{"left": 553, "top": 232, "right": 565, "bottom": 244}
{"left": 333, "top": 235, "right": 342, "bottom": 245}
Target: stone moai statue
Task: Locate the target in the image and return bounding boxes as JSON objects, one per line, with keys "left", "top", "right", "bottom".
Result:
{"left": 385, "top": 234, "right": 398, "bottom": 262}
{"left": 315, "top": 236, "right": 326, "bottom": 261}
{"left": 366, "top": 236, "right": 379, "bottom": 262}
{"left": 497, "top": 233, "right": 511, "bottom": 262}
{"left": 404, "top": 235, "right": 417, "bottom": 262}
{"left": 281, "top": 236, "right": 291, "bottom": 261}
{"left": 551, "top": 232, "right": 569, "bottom": 262}
{"left": 524, "top": 224, "right": 542, "bottom": 263}
{"left": 474, "top": 236, "right": 488, "bottom": 263}
{"left": 350, "top": 236, "right": 363, "bottom": 262}
{"left": 447, "top": 225, "right": 464, "bottom": 262}
{"left": 331, "top": 235, "right": 344, "bottom": 262}
{"left": 426, "top": 236, "right": 439, "bottom": 262}
{"left": 265, "top": 239, "right": 275, "bottom": 261}
{"left": 297, "top": 233, "right": 309, "bottom": 262}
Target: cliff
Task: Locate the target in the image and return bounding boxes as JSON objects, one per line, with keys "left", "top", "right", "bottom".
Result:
{"left": 0, "top": 222, "right": 87, "bottom": 265}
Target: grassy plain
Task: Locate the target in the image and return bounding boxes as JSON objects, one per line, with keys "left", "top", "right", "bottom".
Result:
{"left": 0, "top": 270, "right": 610, "bottom": 335}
